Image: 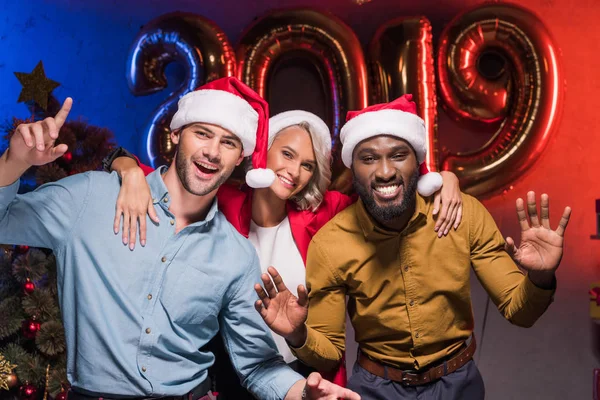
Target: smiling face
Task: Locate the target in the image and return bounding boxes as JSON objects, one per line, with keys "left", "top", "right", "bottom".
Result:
{"left": 171, "top": 122, "right": 244, "bottom": 196}
{"left": 265, "top": 125, "right": 317, "bottom": 201}
{"left": 351, "top": 135, "right": 419, "bottom": 222}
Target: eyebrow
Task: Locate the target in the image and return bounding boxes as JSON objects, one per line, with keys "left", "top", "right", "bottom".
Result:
{"left": 189, "top": 124, "right": 214, "bottom": 134}
{"left": 222, "top": 134, "right": 242, "bottom": 144}
{"left": 356, "top": 143, "right": 411, "bottom": 156}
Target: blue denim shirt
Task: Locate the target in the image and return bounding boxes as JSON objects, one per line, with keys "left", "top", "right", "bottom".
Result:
{"left": 0, "top": 168, "right": 302, "bottom": 399}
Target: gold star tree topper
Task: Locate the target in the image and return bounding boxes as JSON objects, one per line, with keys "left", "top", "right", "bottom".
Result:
{"left": 14, "top": 61, "right": 60, "bottom": 111}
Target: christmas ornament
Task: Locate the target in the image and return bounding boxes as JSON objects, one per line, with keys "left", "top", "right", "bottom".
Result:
{"left": 62, "top": 152, "right": 72, "bottom": 163}
{"left": 24, "top": 278, "right": 35, "bottom": 294}
{"left": 0, "top": 354, "right": 18, "bottom": 390}
{"left": 16, "top": 245, "right": 30, "bottom": 254}
{"left": 22, "top": 318, "right": 41, "bottom": 339}
{"left": 54, "top": 391, "right": 68, "bottom": 400}
{"left": 6, "top": 373, "right": 18, "bottom": 389}
{"left": 14, "top": 61, "right": 60, "bottom": 111}
{"left": 19, "top": 382, "right": 38, "bottom": 400}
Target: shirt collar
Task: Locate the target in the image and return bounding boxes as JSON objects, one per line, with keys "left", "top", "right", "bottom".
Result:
{"left": 356, "top": 192, "right": 430, "bottom": 240}
{"left": 147, "top": 166, "right": 220, "bottom": 223}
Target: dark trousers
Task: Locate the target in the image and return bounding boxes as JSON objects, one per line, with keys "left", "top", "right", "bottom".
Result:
{"left": 347, "top": 360, "right": 485, "bottom": 400}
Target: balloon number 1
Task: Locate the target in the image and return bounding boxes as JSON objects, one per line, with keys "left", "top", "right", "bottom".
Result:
{"left": 127, "top": 3, "right": 563, "bottom": 198}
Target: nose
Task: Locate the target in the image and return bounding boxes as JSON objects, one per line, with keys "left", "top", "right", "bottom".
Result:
{"left": 375, "top": 158, "right": 395, "bottom": 182}
{"left": 288, "top": 161, "right": 301, "bottom": 181}
{"left": 202, "top": 137, "right": 221, "bottom": 162}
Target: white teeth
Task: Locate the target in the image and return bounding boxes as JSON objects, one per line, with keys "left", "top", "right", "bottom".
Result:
{"left": 278, "top": 175, "right": 295, "bottom": 186}
{"left": 375, "top": 185, "right": 399, "bottom": 195}
{"left": 196, "top": 162, "right": 217, "bottom": 171}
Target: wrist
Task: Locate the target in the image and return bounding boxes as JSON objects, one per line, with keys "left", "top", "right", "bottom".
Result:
{"left": 286, "top": 324, "right": 308, "bottom": 348}
{"left": 527, "top": 270, "right": 556, "bottom": 290}
{"left": 3, "top": 149, "right": 30, "bottom": 172}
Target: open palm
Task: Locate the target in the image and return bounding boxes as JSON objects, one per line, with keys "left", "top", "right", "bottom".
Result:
{"left": 505, "top": 192, "right": 571, "bottom": 274}
{"left": 254, "top": 266, "right": 308, "bottom": 338}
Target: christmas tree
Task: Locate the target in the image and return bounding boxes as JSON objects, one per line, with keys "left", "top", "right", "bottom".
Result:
{"left": 0, "top": 62, "right": 116, "bottom": 400}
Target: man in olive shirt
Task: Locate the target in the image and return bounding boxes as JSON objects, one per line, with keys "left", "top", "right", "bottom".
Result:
{"left": 253, "top": 95, "right": 571, "bottom": 399}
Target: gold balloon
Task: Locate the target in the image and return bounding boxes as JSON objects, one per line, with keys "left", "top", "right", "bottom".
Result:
{"left": 368, "top": 16, "right": 438, "bottom": 171}
{"left": 235, "top": 8, "right": 369, "bottom": 191}
{"left": 127, "top": 12, "right": 236, "bottom": 167}
{"left": 437, "top": 3, "right": 564, "bottom": 197}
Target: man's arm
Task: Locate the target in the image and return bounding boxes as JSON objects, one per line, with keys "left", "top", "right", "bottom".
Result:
{"left": 0, "top": 98, "right": 89, "bottom": 250}
{"left": 468, "top": 194, "right": 559, "bottom": 327}
{"left": 290, "top": 239, "right": 347, "bottom": 372}
{"left": 219, "top": 251, "right": 303, "bottom": 400}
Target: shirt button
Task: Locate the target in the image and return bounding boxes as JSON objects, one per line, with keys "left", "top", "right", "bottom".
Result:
{"left": 404, "top": 266, "right": 409, "bottom": 272}
{"left": 152, "top": 198, "right": 157, "bottom": 203}
{"left": 145, "top": 328, "right": 151, "bottom": 334}
{"left": 163, "top": 197, "right": 169, "bottom": 203}
{"left": 161, "top": 256, "right": 167, "bottom": 262}
{"left": 147, "top": 294, "right": 152, "bottom": 300}
{"left": 409, "top": 300, "right": 415, "bottom": 306}
{"left": 170, "top": 220, "right": 175, "bottom": 226}
{"left": 415, "top": 332, "right": 420, "bottom": 338}
{"left": 141, "top": 366, "right": 147, "bottom": 372}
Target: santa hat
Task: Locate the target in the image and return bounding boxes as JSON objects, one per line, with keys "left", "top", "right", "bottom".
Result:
{"left": 268, "top": 110, "right": 332, "bottom": 154}
{"left": 170, "top": 77, "right": 275, "bottom": 188}
{"left": 340, "top": 94, "right": 443, "bottom": 196}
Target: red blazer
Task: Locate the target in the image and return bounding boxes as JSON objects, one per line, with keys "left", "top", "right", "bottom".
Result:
{"left": 137, "top": 163, "right": 354, "bottom": 385}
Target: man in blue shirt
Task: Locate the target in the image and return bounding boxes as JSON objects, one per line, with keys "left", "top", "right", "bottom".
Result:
{"left": 0, "top": 77, "right": 359, "bottom": 400}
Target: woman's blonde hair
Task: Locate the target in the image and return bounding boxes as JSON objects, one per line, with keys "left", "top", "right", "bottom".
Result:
{"left": 268, "top": 122, "right": 332, "bottom": 212}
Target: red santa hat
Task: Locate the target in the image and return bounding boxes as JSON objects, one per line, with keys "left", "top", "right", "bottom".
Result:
{"left": 170, "top": 77, "right": 275, "bottom": 188}
{"left": 340, "top": 94, "right": 443, "bottom": 196}
{"left": 268, "top": 110, "right": 332, "bottom": 154}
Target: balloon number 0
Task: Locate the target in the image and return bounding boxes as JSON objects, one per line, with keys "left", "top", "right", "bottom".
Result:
{"left": 127, "top": 3, "right": 563, "bottom": 198}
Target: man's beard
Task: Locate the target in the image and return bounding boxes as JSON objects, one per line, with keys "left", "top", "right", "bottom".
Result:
{"left": 175, "top": 150, "right": 230, "bottom": 196}
{"left": 353, "top": 171, "right": 419, "bottom": 222}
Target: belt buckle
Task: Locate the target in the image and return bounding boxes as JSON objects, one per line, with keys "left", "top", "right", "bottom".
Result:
{"left": 400, "top": 372, "right": 417, "bottom": 386}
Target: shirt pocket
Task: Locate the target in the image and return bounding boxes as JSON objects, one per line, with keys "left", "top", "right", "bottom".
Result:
{"left": 160, "top": 263, "right": 223, "bottom": 326}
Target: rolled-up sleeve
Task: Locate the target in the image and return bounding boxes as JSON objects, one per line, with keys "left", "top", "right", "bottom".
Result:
{"left": 220, "top": 251, "right": 302, "bottom": 400}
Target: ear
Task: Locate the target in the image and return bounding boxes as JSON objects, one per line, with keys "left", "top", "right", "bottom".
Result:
{"left": 235, "top": 151, "right": 245, "bottom": 166}
{"left": 170, "top": 128, "right": 181, "bottom": 145}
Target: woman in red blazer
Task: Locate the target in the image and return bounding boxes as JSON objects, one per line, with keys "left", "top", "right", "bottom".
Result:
{"left": 108, "top": 110, "right": 463, "bottom": 398}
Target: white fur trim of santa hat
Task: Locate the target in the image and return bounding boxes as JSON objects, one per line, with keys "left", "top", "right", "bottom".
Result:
{"left": 340, "top": 109, "right": 427, "bottom": 168}
{"left": 268, "top": 110, "right": 332, "bottom": 153}
{"left": 170, "top": 89, "right": 259, "bottom": 157}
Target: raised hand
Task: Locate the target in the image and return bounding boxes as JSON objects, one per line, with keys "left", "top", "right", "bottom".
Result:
{"left": 8, "top": 98, "right": 72, "bottom": 167}
{"left": 505, "top": 191, "right": 571, "bottom": 286}
{"left": 303, "top": 372, "right": 361, "bottom": 400}
{"left": 254, "top": 266, "right": 309, "bottom": 344}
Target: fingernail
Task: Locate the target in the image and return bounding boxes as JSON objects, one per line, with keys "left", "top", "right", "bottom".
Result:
{"left": 141, "top": 240, "right": 146, "bottom": 247}
{"left": 433, "top": 209, "right": 438, "bottom": 214}
{"left": 444, "top": 229, "right": 449, "bottom": 235}
{"left": 434, "top": 227, "right": 439, "bottom": 232}
{"left": 129, "top": 243, "right": 134, "bottom": 251}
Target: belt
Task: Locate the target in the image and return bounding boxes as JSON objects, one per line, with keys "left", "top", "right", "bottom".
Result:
{"left": 67, "top": 379, "right": 211, "bottom": 400}
{"left": 358, "top": 335, "right": 476, "bottom": 386}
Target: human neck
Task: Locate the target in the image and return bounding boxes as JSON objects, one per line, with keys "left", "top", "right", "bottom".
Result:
{"left": 162, "top": 167, "right": 217, "bottom": 231}
{"left": 251, "top": 187, "right": 287, "bottom": 227}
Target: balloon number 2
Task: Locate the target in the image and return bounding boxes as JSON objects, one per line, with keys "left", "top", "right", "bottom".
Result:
{"left": 127, "top": 3, "right": 563, "bottom": 198}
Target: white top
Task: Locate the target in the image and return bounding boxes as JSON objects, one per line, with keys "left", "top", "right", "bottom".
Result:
{"left": 248, "top": 217, "right": 306, "bottom": 363}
